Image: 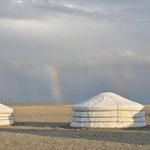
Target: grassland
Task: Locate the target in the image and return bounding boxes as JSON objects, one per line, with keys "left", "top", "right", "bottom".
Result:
{"left": 0, "top": 104, "right": 150, "bottom": 150}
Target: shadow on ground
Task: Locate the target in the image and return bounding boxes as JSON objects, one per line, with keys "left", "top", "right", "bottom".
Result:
{"left": 13, "top": 121, "right": 70, "bottom": 128}
{"left": 13, "top": 121, "right": 150, "bottom": 131}
{"left": 0, "top": 122, "right": 150, "bottom": 146}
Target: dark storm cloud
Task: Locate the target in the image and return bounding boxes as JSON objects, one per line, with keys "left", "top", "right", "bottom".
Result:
{"left": 59, "top": 64, "right": 150, "bottom": 104}
{"left": 0, "top": 51, "right": 150, "bottom": 104}
{"left": 0, "top": 62, "right": 55, "bottom": 104}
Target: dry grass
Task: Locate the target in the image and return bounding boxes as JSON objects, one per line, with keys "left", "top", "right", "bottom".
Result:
{"left": 0, "top": 104, "right": 150, "bottom": 150}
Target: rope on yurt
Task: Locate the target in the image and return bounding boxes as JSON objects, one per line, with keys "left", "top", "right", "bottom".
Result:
{"left": 116, "top": 104, "right": 119, "bottom": 123}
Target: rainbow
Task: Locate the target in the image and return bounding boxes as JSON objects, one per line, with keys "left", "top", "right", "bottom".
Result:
{"left": 46, "top": 66, "right": 63, "bottom": 104}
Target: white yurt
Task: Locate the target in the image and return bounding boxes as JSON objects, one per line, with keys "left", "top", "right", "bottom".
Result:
{"left": 0, "top": 103, "right": 13, "bottom": 125}
{"left": 71, "top": 92, "right": 146, "bottom": 128}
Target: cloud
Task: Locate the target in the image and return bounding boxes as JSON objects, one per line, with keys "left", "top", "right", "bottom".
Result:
{"left": 0, "top": 0, "right": 150, "bottom": 22}
{"left": 0, "top": 62, "right": 52, "bottom": 103}
{"left": 1, "top": 48, "right": 150, "bottom": 104}
{"left": 0, "top": 0, "right": 150, "bottom": 104}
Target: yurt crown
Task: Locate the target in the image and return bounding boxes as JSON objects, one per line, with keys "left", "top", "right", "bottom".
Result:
{"left": 100, "top": 92, "right": 119, "bottom": 97}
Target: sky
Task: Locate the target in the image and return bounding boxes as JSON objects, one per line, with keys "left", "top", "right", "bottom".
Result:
{"left": 0, "top": 0, "right": 150, "bottom": 104}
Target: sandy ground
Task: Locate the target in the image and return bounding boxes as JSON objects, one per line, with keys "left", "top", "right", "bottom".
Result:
{"left": 0, "top": 104, "right": 150, "bottom": 150}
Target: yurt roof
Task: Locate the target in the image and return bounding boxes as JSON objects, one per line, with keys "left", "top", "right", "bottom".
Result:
{"left": 0, "top": 103, "right": 13, "bottom": 113}
{"left": 73, "top": 92, "right": 144, "bottom": 111}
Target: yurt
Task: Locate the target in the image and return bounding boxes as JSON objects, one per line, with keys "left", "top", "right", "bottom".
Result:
{"left": 71, "top": 92, "right": 146, "bottom": 128}
{"left": 0, "top": 103, "right": 13, "bottom": 125}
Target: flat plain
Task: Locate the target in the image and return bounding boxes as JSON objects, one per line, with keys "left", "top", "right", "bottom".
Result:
{"left": 0, "top": 104, "right": 150, "bottom": 150}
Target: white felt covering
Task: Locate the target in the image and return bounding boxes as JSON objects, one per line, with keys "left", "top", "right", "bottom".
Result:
{"left": 71, "top": 92, "right": 146, "bottom": 128}
{"left": 0, "top": 103, "right": 13, "bottom": 125}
